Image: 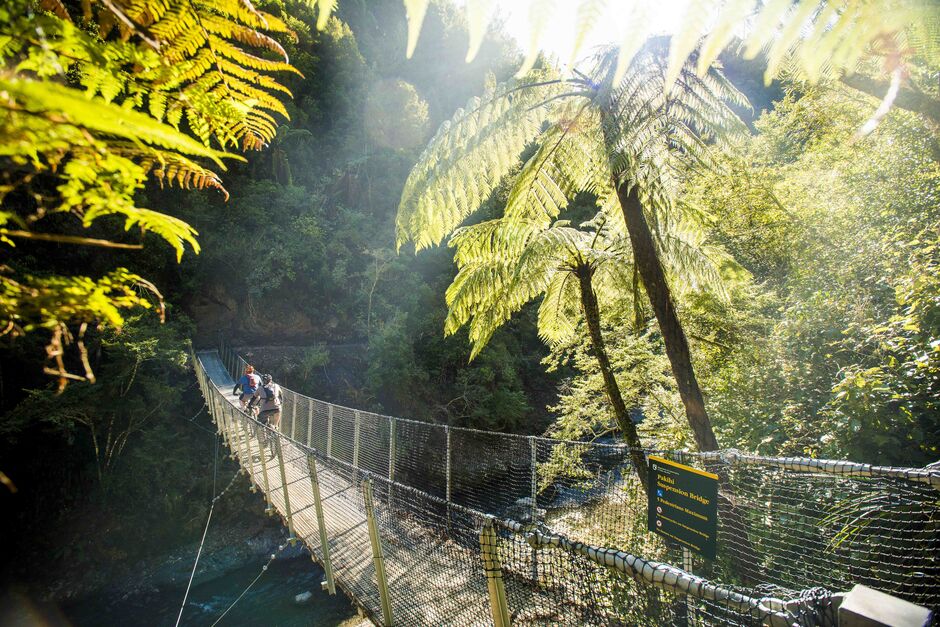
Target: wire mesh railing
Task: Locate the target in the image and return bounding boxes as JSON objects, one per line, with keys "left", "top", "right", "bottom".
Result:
{"left": 203, "top": 344, "right": 939, "bottom": 625}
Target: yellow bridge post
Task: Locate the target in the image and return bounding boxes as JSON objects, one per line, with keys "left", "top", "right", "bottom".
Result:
{"left": 362, "top": 479, "right": 393, "bottom": 627}
{"left": 240, "top": 419, "right": 256, "bottom": 488}
{"left": 223, "top": 403, "right": 238, "bottom": 460}
{"left": 233, "top": 408, "right": 251, "bottom": 472}
{"left": 212, "top": 394, "right": 225, "bottom": 439}
{"left": 259, "top": 424, "right": 274, "bottom": 515}
{"left": 226, "top": 406, "right": 243, "bottom": 462}
{"left": 480, "top": 519, "right": 511, "bottom": 627}
{"left": 274, "top": 435, "right": 296, "bottom": 540}
{"left": 306, "top": 454, "right": 336, "bottom": 595}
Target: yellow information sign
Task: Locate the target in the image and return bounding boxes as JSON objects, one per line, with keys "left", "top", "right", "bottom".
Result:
{"left": 647, "top": 455, "right": 719, "bottom": 559}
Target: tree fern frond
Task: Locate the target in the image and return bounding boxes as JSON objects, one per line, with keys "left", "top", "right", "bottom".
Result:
{"left": 516, "top": 0, "right": 557, "bottom": 77}
{"left": 537, "top": 271, "right": 580, "bottom": 345}
{"left": 568, "top": 0, "right": 607, "bottom": 68}
{"left": 697, "top": 0, "right": 756, "bottom": 75}
{"left": 1, "top": 77, "right": 236, "bottom": 166}
{"left": 397, "top": 72, "right": 564, "bottom": 250}
{"left": 465, "top": 0, "right": 496, "bottom": 63}
{"left": 404, "top": 0, "right": 430, "bottom": 58}
{"left": 314, "top": 0, "right": 338, "bottom": 30}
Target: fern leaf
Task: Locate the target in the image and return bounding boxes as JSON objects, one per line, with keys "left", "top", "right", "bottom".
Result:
{"left": 465, "top": 0, "right": 495, "bottom": 63}
{"left": 569, "top": 0, "right": 607, "bottom": 67}
{"left": 315, "top": 0, "right": 338, "bottom": 30}
{"left": 404, "top": 0, "right": 430, "bottom": 58}
{"left": 516, "top": 0, "right": 557, "bottom": 78}
{"left": 1, "top": 77, "right": 236, "bottom": 166}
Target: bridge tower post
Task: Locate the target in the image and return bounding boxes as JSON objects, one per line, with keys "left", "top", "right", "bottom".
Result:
{"left": 222, "top": 404, "right": 238, "bottom": 460}
{"left": 480, "top": 518, "right": 511, "bottom": 627}
{"left": 226, "top": 406, "right": 243, "bottom": 463}
{"left": 353, "top": 410, "right": 361, "bottom": 469}
{"left": 258, "top": 424, "right": 274, "bottom": 515}
{"left": 306, "top": 455, "right": 336, "bottom": 595}
{"left": 232, "top": 407, "right": 251, "bottom": 472}
{"left": 212, "top": 394, "right": 225, "bottom": 439}
{"left": 529, "top": 436, "right": 539, "bottom": 584}
{"left": 363, "top": 479, "right": 394, "bottom": 627}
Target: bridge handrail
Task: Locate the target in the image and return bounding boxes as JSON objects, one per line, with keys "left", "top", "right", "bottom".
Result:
{"left": 198, "top": 358, "right": 810, "bottom": 624}
{"left": 224, "top": 344, "right": 939, "bottom": 489}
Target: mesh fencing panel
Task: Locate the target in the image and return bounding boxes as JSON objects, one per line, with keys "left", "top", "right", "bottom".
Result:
{"left": 205, "top": 347, "right": 938, "bottom": 625}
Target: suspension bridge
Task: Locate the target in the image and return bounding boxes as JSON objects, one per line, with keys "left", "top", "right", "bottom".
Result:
{"left": 193, "top": 345, "right": 939, "bottom": 626}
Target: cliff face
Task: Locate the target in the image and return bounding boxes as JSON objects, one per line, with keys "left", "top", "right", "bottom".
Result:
{"left": 188, "top": 284, "right": 325, "bottom": 347}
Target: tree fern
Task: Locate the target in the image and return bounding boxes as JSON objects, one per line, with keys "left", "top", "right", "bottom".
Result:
{"left": 2, "top": 0, "right": 298, "bottom": 382}
{"left": 398, "top": 35, "right": 748, "bottom": 457}
{"left": 398, "top": 0, "right": 937, "bottom": 126}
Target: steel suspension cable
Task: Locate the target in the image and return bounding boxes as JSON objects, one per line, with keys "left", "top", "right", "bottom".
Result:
{"left": 209, "top": 543, "right": 288, "bottom": 627}
{"left": 174, "top": 454, "right": 241, "bottom": 627}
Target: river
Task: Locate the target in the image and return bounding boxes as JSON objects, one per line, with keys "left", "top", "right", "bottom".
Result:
{"left": 62, "top": 555, "right": 358, "bottom": 626}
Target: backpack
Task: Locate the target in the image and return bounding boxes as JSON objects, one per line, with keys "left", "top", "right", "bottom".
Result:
{"left": 263, "top": 383, "right": 280, "bottom": 406}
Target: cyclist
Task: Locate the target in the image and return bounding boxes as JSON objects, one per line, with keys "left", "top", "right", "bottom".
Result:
{"left": 232, "top": 365, "right": 261, "bottom": 411}
{"left": 253, "top": 373, "right": 284, "bottom": 458}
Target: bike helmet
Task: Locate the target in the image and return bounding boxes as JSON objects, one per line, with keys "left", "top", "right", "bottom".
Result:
{"left": 261, "top": 374, "right": 273, "bottom": 385}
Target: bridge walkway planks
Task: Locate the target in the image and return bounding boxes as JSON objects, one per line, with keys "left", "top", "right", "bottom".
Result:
{"left": 196, "top": 351, "right": 499, "bottom": 626}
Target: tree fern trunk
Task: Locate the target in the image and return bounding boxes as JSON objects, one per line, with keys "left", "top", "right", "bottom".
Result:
{"left": 615, "top": 185, "right": 720, "bottom": 453}
{"left": 615, "top": 186, "right": 760, "bottom": 583}
{"left": 575, "top": 263, "right": 648, "bottom": 489}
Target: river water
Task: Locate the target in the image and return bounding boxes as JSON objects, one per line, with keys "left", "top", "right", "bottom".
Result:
{"left": 62, "top": 555, "right": 358, "bottom": 626}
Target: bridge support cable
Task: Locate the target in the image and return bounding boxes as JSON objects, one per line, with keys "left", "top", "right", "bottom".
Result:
{"left": 197, "top": 347, "right": 940, "bottom": 626}
{"left": 174, "top": 462, "right": 242, "bottom": 627}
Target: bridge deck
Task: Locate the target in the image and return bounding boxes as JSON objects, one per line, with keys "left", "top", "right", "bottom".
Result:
{"left": 197, "top": 351, "right": 501, "bottom": 626}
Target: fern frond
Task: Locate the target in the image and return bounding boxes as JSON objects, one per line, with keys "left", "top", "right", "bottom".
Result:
{"left": 397, "top": 71, "right": 566, "bottom": 250}
{"left": 1, "top": 77, "right": 236, "bottom": 166}
{"left": 465, "top": 0, "right": 496, "bottom": 63}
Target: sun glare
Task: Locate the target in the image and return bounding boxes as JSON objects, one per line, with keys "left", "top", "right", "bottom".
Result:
{"left": 493, "top": 0, "right": 693, "bottom": 69}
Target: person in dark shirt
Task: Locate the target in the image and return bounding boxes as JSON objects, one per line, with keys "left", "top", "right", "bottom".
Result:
{"left": 251, "top": 373, "right": 283, "bottom": 458}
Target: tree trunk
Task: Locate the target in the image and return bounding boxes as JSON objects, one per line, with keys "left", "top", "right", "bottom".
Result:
{"left": 575, "top": 263, "right": 648, "bottom": 489}
{"left": 615, "top": 185, "right": 720, "bottom": 453}
{"left": 615, "top": 187, "right": 761, "bottom": 583}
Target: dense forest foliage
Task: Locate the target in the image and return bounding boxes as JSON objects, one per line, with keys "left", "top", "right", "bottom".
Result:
{"left": 0, "top": 0, "right": 937, "bottom": 604}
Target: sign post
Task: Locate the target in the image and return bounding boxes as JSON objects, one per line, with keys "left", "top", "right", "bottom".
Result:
{"left": 647, "top": 455, "right": 719, "bottom": 560}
